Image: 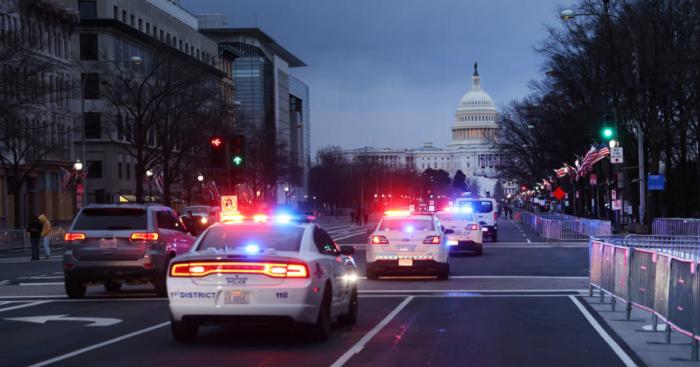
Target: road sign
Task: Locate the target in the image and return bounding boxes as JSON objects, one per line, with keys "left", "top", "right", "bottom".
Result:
{"left": 221, "top": 195, "right": 238, "bottom": 212}
{"left": 4, "top": 314, "right": 121, "bottom": 327}
{"left": 610, "top": 147, "right": 624, "bottom": 164}
{"left": 647, "top": 174, "right": 665, "bottom": 191}
{"left": 409, "top": 204, "right": 415, "bottom": 212}
{"left": 553, "top": 187, "right": 565, "bottom": 201}
{"left": 612, "top": 199, "right": 622, "bottom": 211}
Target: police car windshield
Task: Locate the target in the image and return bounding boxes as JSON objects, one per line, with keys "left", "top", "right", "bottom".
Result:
{"left": 379, "top": 218, "right": 434, "bottom": 231}
{"left": 197, "top": 225, "right": 304, "bottom": 252}
{"left": 436, "top": 212, "right": 476, "bottom": 222}
{"left": 456, "top": 200, "right": 493, "bottom": 213}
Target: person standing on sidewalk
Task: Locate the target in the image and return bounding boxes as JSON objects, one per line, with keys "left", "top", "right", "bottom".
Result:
{"left": 38, "top": 214, "right": 52, "bottom": 259}
{"left": 26, "top": 216, "right": 42, "bottom": 261}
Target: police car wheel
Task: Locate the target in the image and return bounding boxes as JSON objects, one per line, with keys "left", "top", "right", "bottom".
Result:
{"left": 366, "top": 265, "right": 378, "bottom": 280}
{"left": 64, "top": 275, "right": 86, "bottom": 298}
{"left": 153, "top": 274, "right": 167, "bottom": 297}
{"left": 309, "top": 286, "right": 332, "bottom": 341}
{"left": 339, "top": 286, "right": 358, "bottom": 326}
{"left": 104, "top": 280, "right": 122, "bottom": 292}
{"left": 437, "top": 263, "right": 449, "bottom": 280}
{"left": 171, "top": 317, "right": 198, "bottom": 342}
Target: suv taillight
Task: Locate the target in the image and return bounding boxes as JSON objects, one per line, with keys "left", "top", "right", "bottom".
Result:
{"left": 467, "top": 224, "right": 479, "bottom": 231}
{"left": 423, "top": 235, "right": 441, "bottom": 244}
{"left": 370, "top": 235, "right": 389, "bottom": 244}
{"left": 130, "top": 232, "right": 159, "bottom": 241}
{"left": 64, "top": 233, "right": 86, "bottom": 242}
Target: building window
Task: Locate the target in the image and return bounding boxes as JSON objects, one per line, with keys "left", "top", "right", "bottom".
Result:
{"left": 122, "top": 10, "right": 127, "bottom": 23}
{"left": 130, "top": 15, "right": 135, "bottom": 27}
{"left": 82, "top": 73, "right": 99, "bottom": 99}
{"left": 84, "top": 112, "right": 101, "bottom": 139}
{"left": 78, "top": 1, "right": 97, "bottom": 17}
{"left": 117, "top": 161, "right": 122, "bottom": 179}
{"left": 138, "top": 19, "right": 142, "bottom": 31}
{"left": 87, "top": 161, "right": 102, "bottom": 178}
{"left": 126, "top": 162, "right": 131, "bottom": 179}
{"left": 79, "top": 34, "right": 98, "bottom": 60}
{"left": 146, "top": 22, "right": 150, "bottom": 34}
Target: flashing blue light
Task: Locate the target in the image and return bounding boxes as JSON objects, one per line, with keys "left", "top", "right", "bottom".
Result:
{"left": 276, "top": 214, "right": 292, "bottom": 224}
{"left": 405, "top": 225, "right": 414, "bottom": 233}
{"left": 244, "top": 244, "right": 260, "bottom": 254}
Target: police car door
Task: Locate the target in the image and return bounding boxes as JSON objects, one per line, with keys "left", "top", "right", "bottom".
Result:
{"left": 313, "top": 227, "right": 346, "bottom": 309}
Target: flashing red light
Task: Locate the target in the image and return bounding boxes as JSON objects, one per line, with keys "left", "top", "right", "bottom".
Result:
{"left": 370, "top": 235, "right": 389, "bottom": 244}
{"left": 423, "top": 235, "right": 441, "bottom": 244}
{"left": 467, "top": 224, "right": 479, "bottom": 231}
{"left": 64, "top": 233, "right": 86, "bottom": 242}
{"left": 130, "top": 232, "right": 159, "bottom": 241}
{"left": 169, "top": 261, "right": 309, "bottom": 278}
{"left": 384, "top": 210, "right": 411, "bottom": 217}
{"left": 210, "top": 137, "right": 223, "bottom": 148}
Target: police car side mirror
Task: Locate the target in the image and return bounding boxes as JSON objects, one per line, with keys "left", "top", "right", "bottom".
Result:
{"left": 340, "top": 245, "right": 355, "bottom": 256}
{"left": 444, "top": 229, "right": 455, "bottom": 234}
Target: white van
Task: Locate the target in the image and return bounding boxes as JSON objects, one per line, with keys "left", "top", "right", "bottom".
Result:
{"left": 453, "top": 197, "right": 498, "bottom": 242}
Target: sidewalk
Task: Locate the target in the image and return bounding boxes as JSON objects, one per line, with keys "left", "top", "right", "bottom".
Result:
{"left": 582, "top": 293, "right": 699, "bottom": 366}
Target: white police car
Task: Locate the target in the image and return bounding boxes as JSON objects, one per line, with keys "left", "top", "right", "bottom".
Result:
{"left": 436, "top": 211, "right": 483, "bottom": 255}
{"left": 365, "top": 211, "right": 451, "bottom": 280}
{"left": 167, "top": 213, "right": 359, "bottom": 342}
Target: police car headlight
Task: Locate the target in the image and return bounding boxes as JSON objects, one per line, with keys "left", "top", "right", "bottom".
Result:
{"left": 342, "top": 273, "right": 359, "bottom": 283}
{"left": 447, "top": 240, "right": 458, "bottom": 246}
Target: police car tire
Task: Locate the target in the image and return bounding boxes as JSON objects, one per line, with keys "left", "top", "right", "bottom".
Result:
{"left": 366, "top": 265, "right": 378, "bottom": 280}
{"left": 339, "top": 286, "right": 358, "bottom": 326}
{"left": 153, "top": 274, "right": 167, "bottom": 297}
{"left": 171, "top": 317, "right": 198, "bottom": 342}
{"left": 104, "top": 280, "right": 122, "bottom": 292}
{"left": 65, "top": 275, "right": 86, "bottom": 298}
{"left": 437, "top": 263, "right": 449, "bottom": 280}
{"left": 309, "top": 287, "right": 332, "bottom": 341}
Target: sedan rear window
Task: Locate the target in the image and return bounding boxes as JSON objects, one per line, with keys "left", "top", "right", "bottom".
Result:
{"left": 197, "top": 225, "right": 304, "bottom": 252}
{"left": 73, "top": 208, "right": 147, "bottom": 230}
{"left": 379, "top": 219, "right": 434, "bottom": 231}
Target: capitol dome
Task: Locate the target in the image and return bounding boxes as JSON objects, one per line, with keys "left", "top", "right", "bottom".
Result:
{"left": 457, "top": 63, "right": 496, "bottom": 112}
{"left": 450, "top": 62, "right": 500, "bottom": 145}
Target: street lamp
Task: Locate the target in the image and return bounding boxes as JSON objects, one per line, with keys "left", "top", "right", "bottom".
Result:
{"left": 197, "top": 174, "right": 204, "bottom": 182}
{"left": 80, "top": 56, "right": 142, "bottom": 207}
{"left": 146, "top": 169, "right": 153, "bottom": 202}
{"left": 73, "top": 160, "right": 83, "bottom": 172}
{"left": 559, "top": 2, "right": 646, "bottom": 223}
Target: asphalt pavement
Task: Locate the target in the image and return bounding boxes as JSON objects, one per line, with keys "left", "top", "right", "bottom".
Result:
{"left": 0, "top": 218, "right": 640, "bottom": 367}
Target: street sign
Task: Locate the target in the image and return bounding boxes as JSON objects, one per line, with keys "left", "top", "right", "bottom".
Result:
{"left": 589, "top": 174, "right": 597, "bottom": 186}
{"left": 428, "top": 205, "right": 435, "bottom": 212}
{"left": 610, "top": 147, "right": 624, "bottom": 164}
{"left": 4, "top": 314, "right": 122, "bottom": 327}
{"left": 647, "top": 174, "right": 665, "bottom": 191}
{"left": 611, "top": 190, "right": 616, "bottom": 200}
{"left": 575, "top": 191, "right": 580, "bottom": 199}
{"left": 221, "top": 195, "right": 238, "bottom": 212}
{"left": 553, "top": 187, "right": 565, "bottom": 201}
{"left": 409, "top": 204, "right": 415, "bottom": 212}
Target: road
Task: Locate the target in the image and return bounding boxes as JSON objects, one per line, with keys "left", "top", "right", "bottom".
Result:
{"left": 0, "top": 218, "right": 637, "bottom": 367}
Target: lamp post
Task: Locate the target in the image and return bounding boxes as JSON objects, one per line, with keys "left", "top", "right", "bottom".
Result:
{"left": 146, "top": 169, "right": 153, "bottom": 202}
{"left": 80, "top": 56, "right": 142, "bottom": 207}
{"left": 73, "top": 160, "right": 83, "bottom": 211}
{"left": 560, "top": 2, "right": 646, "bottom": 224}
{"left": 197, "top": 174, "right": 204, "bottom": 203}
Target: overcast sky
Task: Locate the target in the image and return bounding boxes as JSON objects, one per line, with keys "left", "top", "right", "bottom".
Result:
{"left": 182, "top": 0, "right": 565, "bottom": 153}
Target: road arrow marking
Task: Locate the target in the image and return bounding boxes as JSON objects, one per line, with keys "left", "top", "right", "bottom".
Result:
{"left": 4, "top": 314, "right": 122, "bottom": 327}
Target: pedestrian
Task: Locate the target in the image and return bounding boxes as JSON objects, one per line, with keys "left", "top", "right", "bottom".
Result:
{"left": 350, "top": 210, "right": 356, "bottom": 224}
{"left": 183, "top": 210, "right": 196, "bottom": 235}
{"left": 356, "top": 208, "right": 363, "bottom": 226}
{"left": 363, "top": 211, "right": 369, "bottom": 225}
{"left": 26, "top": 216, "right": 42, "bottom": 261}
{"left": 38, "top": 214, "right": 52, "bottom": 259}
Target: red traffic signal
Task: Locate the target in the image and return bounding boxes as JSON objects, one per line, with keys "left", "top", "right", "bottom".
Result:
{"left": 210, "top": 137, "right": 223, "bottom": 148}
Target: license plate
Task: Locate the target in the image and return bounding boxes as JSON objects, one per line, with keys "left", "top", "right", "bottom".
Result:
{"left": 99, "top": 238, "right": 118, "bottom": 249}
{"left": 224, "top": 290, "right": 250, "bottom": 304}
{"left": 398, "top": 258, "right": 413, "bottom": 267}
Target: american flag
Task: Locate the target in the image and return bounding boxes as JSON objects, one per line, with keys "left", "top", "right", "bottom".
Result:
{"left": 554, "top": 166, "right": 568, "bottom": 178}
{"left": 578, "top": 145, "right": 610, "bottom": 177}
{"left": 59, "top": 167, "right": 73, "bottom": 190}
{"left": 206, "top": 180, "right": 219, "bottom": 200}
{"left": 153, "top": 168, "right": 164, "bottom": 194}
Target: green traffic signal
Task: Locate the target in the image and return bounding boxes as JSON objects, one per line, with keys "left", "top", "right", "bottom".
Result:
{"left": 232, "top": 156, "right": 243, "bottom": 166}
{"left": 601, "top": 126, "right": 614, "bottom": 140}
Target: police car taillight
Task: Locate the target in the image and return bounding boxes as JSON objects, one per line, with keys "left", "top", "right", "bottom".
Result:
{"left": 423, "top": 235, "right": 441, "bottom": 244}
{"left": 467, "top": 224, "right": 479, "bottom": 231}
{"left": 169, "top": 261, "right": 309, "bottom": 278}
{"left": 370, "top": 235, "right": 389, "bottom": 245}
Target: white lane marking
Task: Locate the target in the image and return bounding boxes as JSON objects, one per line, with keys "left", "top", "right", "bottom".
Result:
{"left": 0, "top": 259, "right": 62, "bottom": 264}
{"left": 0, "top": 301, "right": 13, "bottom": 306}
{"left": 330, "top": 296, "right": 414, "bottom": 367}
{"left": 19, "top": 282, "right": 63, "bottom": 286}
{"left": 18, "top": 276, "right": 64, "bottom": 280}
{"left": 0, "top": 300, "right": 51, "bottom": 313}
{"left": 332, "top": 231, "right": 370, "bottom": 241}
{"left": 361, "top": 289, "right": 589, "bottom": 293}
{"left": 0, "top": 280, "right": 9, "bottom": 286}
{"left": 569, "top": 296, "right": 637, "bottom": 367}
{"left": 447, "top": 275, "right": 588, "bottom": 279}
{"left": 0, "top": 294, "right": 159, "bottom": 300}
{"left": 641, "top": 323, "right": 666, "bottom": 331}
{"left": 526, "top": 239, "right": 532, "bottom": 243}
{"left": 5, "top": 314, "right": 122, "bottom": 327}
{"left": 28, "top": 321, "right": 170, "bottom": 367}
{"left": 346, "top": 243, "right": 587, "bottom": 249}
{"left": 361, "top": 293, "right": 583, "bottom": 298}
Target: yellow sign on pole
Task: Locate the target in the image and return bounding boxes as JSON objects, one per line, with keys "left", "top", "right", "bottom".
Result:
{"left": 221, "top": 195, "right": 238, "bottom": 213}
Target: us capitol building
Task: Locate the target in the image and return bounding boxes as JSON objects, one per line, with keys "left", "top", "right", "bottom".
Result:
{"left": 341, "top": 63, "right": 518, "bottom": 197}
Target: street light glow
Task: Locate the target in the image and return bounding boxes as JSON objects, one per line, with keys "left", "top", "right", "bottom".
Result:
{"left": 146, "top": 170, "right": 153, "bottom": 177}
{"left": 560, "top": 9, "right": 576, "bottom": 21}
{"left": 73, "top": 160, "right": 83, "bottom": 171}
{"left": 197, "top": 174, "right": 204, "bottom": 182}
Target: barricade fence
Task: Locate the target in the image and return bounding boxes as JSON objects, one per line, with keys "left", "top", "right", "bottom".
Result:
{"left": 653, "top": 218, "right": 700, "bottom": 237}
{"left": 515, "top": 210, "right": 611, "bottom": 240}
{"left": 589, "top": 234, "right": 700, "bottom": 359}
{"left": 0, "top": 227, "right": 67, "bottom": 253}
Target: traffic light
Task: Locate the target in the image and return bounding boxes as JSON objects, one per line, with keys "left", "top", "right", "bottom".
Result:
{"left": 209, "top": 136, "right": 225, "bottom": 167}
{"left": 601, "top": 114, "right": 615, "bottom": 141}
{"left": 230, "top": 134, "right": 245, "bottom": 168}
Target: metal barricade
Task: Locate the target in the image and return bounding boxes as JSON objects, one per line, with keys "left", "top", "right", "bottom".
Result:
{"left": 653, "top": 218, "right": 700, "bottom": 237}
{"left": 601, "top": 243, "right": 616, "bottom": 295}
{"left": 590, "top": 240, "right": 604, "bottom": 289}
{"left": 629, "top": 248, "right": 657, "bottom": 312}
{"left": 654, "top": 253, "right": 671, "bottom": 321}
{"left": 613, "top": 246, "right": 630, "bottom": 301}
{"left": 667, "top": 258, "right": 696, "bottom": 338}
{"left": 0, "top": 230, "right": 27, "bottom": 252}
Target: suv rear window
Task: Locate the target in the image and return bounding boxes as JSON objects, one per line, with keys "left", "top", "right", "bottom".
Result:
{"left": 73, "top": 208, "right": 148, "bottom": 230}
{"left": 197, "top": 225, "right": 304, "bottom": 252}
{"left": 456, "top": 200, "right": 493, "bottom": 213}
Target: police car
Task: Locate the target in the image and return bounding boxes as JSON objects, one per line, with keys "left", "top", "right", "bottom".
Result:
{"left": 167, "top": 213, "right": 359, "bottom": 342}
{"left": 436, "top": 210, "right": 483, "bottom": 255}
{"left": 365, "top": 210, "right": 451, "bottom": 280}
{"left": 453, "top": 197, "right": 498, "bottom": 242}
